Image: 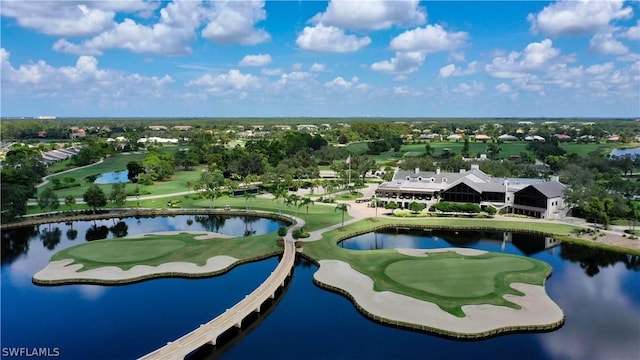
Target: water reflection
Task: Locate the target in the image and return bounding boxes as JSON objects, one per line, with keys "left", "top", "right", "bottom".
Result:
{"left": 1, "top": 226, "right": 35, "bottom": 263}
{"left": 559, "top": 242, "right": 640, "bottom": 277}
{"left": 340, "top": 229, "right": 639, "bottom": 278}
{"left": 542, "top": 264, "right": 640, "bottom": 360}
{"left": 86, "top": 225, "right": 109, "bottom": 241}
{"left": 39, "top": 226, "right": 62, "bottom": 250}
{"left": 109, "top": 221, "right": 129, "bottom": 238}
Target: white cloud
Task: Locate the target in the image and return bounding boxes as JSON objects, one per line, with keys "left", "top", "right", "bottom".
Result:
{"left": 371, "top": 51, "right": 425, "bottom": 74}
{"left": 201, "top": 0, "right": 270, "bottom": 45}
{"left": 485, "top": 39, "right": 561, "bottom": 78}
{"left": 310, "top": 0, "right": 426, "bottom": 30}
{"left": 261, "top": 68, "right": 283, "bottom": 76}
{"left": 324, "top": 76, "right": 359, "bottom": 90}
{"left": 0, "top": 2, "right": 126, "bottom": 37}
{"left": 279, "top": 71, "right": 313, "bottom": 85}
{"left": 53, "top": 0, "right": 202, "bottom": 56}
{"left": 310, "top": 63, "right": 326, "bottom": 72}
{"left": 51, "top": 1, "right": 270, "bottom": 56}
{"left": 389, "top": 24, "right": 468, "bottom": 53}
{"left": 623, "top": 20, "right": 640, "bottom": 40}
{"left": 296, "top": 24, "right": 371, "bottom": 53}
{"left": 528, "top": 0, "right": 633, "bottom": 36}
{"left": 453, "top": 81, "right": 485, "bottom": 96}
{"left": 187, "top": 69, "right": 261, "bottom": 95}
{"left": 586, "top": 62, "right": 615, "bottom": 75}
{"left": 239, "top": 54, "right": 272, "bottom": 67}
{"left": 495, "top": 83, "right": 511, "bottom": 93}
{"left": 590, "top": 33, "right": 629, "bottom": 55}
{"left": 439, "top": 61, "right": 480, "bottom": 78}
{"left": 439, "top": 64, "right": 457, "bottom": 78}
{"left": 1, "top": 48, "right": 173, "bottom": 99}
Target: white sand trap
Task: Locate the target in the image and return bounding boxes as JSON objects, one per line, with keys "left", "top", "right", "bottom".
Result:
{"left": 126, "top": 231, "right": 232, "bottom": 240}
{"left": 314, "top": 254, "right": 564, "bottom": 336}
{"left": 396, "top": 248, "right": 487, "bottom": 257}
{"left": 33, "top": 255, "right": 239, "bottom": 283}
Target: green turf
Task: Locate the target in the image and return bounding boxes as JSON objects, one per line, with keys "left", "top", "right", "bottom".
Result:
{"left": 67, "top": 239, "right": 185, "bottom": 263}
{"left": 384, "top": 254, "right": 535, "bottom": 298}
{"left": 52, "top": 232, "right": 283, "bottom": 271}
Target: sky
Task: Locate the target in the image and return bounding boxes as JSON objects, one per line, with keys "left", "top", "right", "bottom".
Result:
{"left": 1, "top": 0, "right": 639, "bottom": 118}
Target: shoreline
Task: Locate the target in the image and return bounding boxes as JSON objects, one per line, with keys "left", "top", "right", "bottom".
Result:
{"left": 32, "top": 255, "right": 241, "bottom": 285}
{"left": 312, "top": 249, "right": 565, "bottom": 339}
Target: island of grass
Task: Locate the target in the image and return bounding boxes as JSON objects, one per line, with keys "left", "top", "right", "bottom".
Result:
{"left": 301, "top": 219, "right": 567, "bottom": 338}
{"left": 34, "top": 214, "right": 569, "bottom": 338}
{"left": 33, "top": 231, "right": 284, "bottom": 285}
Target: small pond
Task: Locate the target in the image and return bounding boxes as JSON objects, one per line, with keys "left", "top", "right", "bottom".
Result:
{"left": 609, "top": 147, "right": 640, "bottom": 157}
{"left": 93, "top": 170, "right": 129, "bottom": 184}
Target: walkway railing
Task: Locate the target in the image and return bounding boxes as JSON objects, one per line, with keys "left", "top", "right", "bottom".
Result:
{"left": 139, "top": 239, "right": 296, "bottom": 360}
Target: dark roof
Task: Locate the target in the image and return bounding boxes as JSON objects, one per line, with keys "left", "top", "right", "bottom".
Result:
{"left": 530, "top": 181, "right": 565, "bottom": 198}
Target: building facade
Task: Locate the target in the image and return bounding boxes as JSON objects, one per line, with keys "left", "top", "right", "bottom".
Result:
{"left": 375, "top": 165, "right": 569, "bottom": 219}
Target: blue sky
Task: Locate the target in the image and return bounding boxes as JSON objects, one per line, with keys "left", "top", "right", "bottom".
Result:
{"left": 1, "top": 0, "right": 639, "bottom": 118}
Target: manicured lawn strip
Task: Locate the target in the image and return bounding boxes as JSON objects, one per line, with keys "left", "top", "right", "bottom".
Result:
{"left": 304, "top": 217, "right": 579, "bottom": 260}
{"left": 67, "top": 239, "right": 186, "bottom": 263}
{"left": 138, "top": 195, "right": 350, "bottom": 232}
{"left": 51, "top": 232, "right": 282, "bottom": 272}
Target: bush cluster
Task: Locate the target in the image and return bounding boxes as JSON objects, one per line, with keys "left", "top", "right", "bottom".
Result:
{"left": 292, "top": 229, "right": 310, "bottom": 239}
{"left": 429, "top": 202, "right": 481, "bottom": 213}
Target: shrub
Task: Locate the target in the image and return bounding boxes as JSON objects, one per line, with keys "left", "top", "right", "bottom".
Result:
{"left": 429, "top": 202, "right": 481, "bottom": 213}
{"left": 292, "top": 229, "right": 310, "bottom": 239}
{"left": 484, "top": 205, "right": 497, "bottom": 215}
{"left": 278, "top": 227, "right": 288, "bottom": 236}
{"left": 385, "top": 202, "right": 398, "bottom": 210}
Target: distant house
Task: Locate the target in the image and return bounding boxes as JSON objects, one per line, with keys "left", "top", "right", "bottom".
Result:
{"left": 474, "top": 134, "right": 492, "bottom": 142}
{"left": 138, "top": 137, "right": 178, "bottom": 144}
{"left": 272, "top": 125, "right": 291, "bottom": 131}
{"left": 497, "top": 134, "right": 518, "bottom": 141}
{"left": 70, "top": 128, "right": 86, "bottom": 138}
{"left": 419, "top": 133, "right": 440, "bottom": 141}
{"left": 172, "top": 126, "right": 192, "bottom": 131}
{"left": 447, "top": 134, "right": 463, "bottom": 141}
{"left": 297, "top": 124, "right": 318, "bottom": 132}
{"left": 148, "top": 125, "right": 168, "bottom": 131}
{"left": 606, "top": 136, "right": 621, "bottom": 143}
{"left": 525, "top": 135, "right": 545, "bottom": 142}
{"left": 554, "top": 134, "right": 572, "bottom": 142}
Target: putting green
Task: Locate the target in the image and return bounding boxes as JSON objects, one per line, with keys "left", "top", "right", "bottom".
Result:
{"left": 384, "top": 253, "right": 535, "bottom": 298}
{"left": 67, "top": 239, "right": 186, "bottom": 264}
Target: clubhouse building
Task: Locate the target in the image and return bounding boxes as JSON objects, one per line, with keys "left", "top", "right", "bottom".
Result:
{"left": 375, "top": 165, "right": 569, "bottom": 219}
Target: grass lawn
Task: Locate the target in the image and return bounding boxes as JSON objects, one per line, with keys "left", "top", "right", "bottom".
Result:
{"left": 302, "top": 217, "right": 576, "bottom": 316}
{"left": 365, "top": 250, "right": 547, "bottom": 316}
{"left": 52, "top": 232, "right": 283, "bottom": 272}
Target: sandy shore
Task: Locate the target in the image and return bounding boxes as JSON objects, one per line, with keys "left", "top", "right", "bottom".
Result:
{"left": 33, "top": 255, "right": 239, "bottom": 284}
{"left": 33, "top": 231, "right": 239, "bottom": 284}
{"left": 313, "top": 248, "right": 564, "bottom": 337}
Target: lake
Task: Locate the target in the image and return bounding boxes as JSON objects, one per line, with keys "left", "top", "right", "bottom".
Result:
{"left": 2, "top": 221, "right": 639, "bottom": 360}
{"left": 609, "top": 147, "right": 640, "bottom": 157}
{"left": 93, "top": 170, "right": 129, "bottom": 184}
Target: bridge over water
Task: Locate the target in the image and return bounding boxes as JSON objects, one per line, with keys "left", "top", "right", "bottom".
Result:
{"left": 139, "top": 239, "right": 296, "bottom": 360}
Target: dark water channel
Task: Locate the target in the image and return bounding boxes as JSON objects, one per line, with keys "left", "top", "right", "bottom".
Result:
{"left": 2, "top": 220, "right": 639, "bottom": 360}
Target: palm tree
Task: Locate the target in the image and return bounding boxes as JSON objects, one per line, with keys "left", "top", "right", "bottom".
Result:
{"left": 285, "top": 194, "right": 301, "bottom": 219}
{"left": 298, "top": 197, "right": 314, "bottom": 230}
{"left": 272, "top": 186, "right": 288, "bottom": 216}
{"left": 244, "top": 192, "right": 256, "bottom": 211}
{"left": 335, "top": 203, "right": 350, "bottom": 229}
{"left": 324, "top": 180, "right": 335, "bottom": 200}
{"left": 64, "top": 195, "right": 76, "bottom": 214}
